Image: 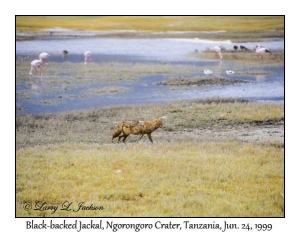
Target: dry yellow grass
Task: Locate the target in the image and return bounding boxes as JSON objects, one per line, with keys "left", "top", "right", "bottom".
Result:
{"left": 16, "top": 16, "right": 284, "bottom": 32}
{"left": 16, "top": 142, "right": 283, "bottom": 217}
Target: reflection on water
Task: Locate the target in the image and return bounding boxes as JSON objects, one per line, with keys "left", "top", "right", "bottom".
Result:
{"left": 16, "top": 38, "right": 284, "bottom": 114}
{"left": 255, "top": 74, "right": 267, "bottom": 83}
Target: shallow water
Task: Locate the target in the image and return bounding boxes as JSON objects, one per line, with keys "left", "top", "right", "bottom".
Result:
{"left": 16, "top": 37, "right": 284, "bottom": 62}
{"left": 16, "top": 38, "right": 284, "bottom": 114}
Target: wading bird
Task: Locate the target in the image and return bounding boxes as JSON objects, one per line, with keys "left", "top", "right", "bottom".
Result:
{"left": 29, "top": 60, "right": 42, "bottom": 77}
{"left": 84, "top": 51, "right": 92, "bottom": 64}
{"left": 31, "top": 52, "right": 50, "bottom": 76}
{"left": 62, "top": 50, "right": 68, "bottom": 58}
{"left": 226, "top": 70, "right": 235, "bottom": 75}
{"left": 204, "top": 69, "right": 213, "bottom": 75}
{"left": 214, "top": 46, "right": 223, "bottom": 59}
{"left": 39, "top": 52, "right": 50, "bottom": 65}
{"left": 255, "top": 44, "right": 272, "bottom": 60}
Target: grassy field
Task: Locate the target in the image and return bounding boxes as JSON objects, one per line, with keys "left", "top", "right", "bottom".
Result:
{"left": 16, "top": 100, "right": 284, "bottom": 217}
{"left": 16, "top": 142, "right": 283, "bottom": 217}
{"left": 16, "top": 16, "right": 284, "bottom": 42}
{"left": 16, "top": 16, "right": 284, "bottom": 32}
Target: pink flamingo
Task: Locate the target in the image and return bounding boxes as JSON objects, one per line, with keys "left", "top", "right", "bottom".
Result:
{"left": 37, "top": 52, "right": 50, "bottom": 75}
{"left": 214, "top": 46, "right": 223, "bottom": 59}
{"left": 29, "top": 52, "right": 50, "bottom": 77}
{"left": 84, "top": 51, "right": 92, "bottom": 64}
{"left": 39, "top": 52, "right": 50, "bottom": 65}
{"left": 255, "top": 44, "right": 272, "bottom": 60}
{"left": 29, "top": 60, "right": 42, "bottom": 77}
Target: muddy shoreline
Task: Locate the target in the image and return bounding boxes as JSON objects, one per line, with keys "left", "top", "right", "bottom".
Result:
{"left": 16, "top": 99, "right": 284, "bottom": 149}
{"left": 16, "top": 30, "right": 284, "bottom": 42}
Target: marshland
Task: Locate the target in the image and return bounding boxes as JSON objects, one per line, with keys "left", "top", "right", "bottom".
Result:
{"left": 16, "top": 16, "right": 284, "bottom": 217}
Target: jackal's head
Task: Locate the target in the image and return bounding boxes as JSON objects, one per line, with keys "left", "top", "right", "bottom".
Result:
{"left": 155, "top": 118, "right": 165, "bottom": 129}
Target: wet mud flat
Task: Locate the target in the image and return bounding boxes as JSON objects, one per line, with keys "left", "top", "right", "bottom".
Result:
{"left": 16, "top": 99, "right": 284, "bottom": 149}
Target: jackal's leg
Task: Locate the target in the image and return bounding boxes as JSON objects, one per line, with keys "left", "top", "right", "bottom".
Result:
{"left": 123, "top": 135, "right": 129, "bottom": 143}
{"left": 112, "top": 134, "right": 119, "bottom": 141}
{"left": 147, "top": 134, "right": 153, "bottom": 143}
{"left": 139, "top": 134, "right": 144, "bottom": 141}
{"left": 118, "top": 135, "right": 124, "bottom": 142}
{"left": 111, "top": 133, "right": 121, "bottom": 141}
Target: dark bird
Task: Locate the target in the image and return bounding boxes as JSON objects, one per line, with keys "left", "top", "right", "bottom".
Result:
{"left": 233, "top": 45, "right": 238, "bottom": 50}
{"left": 240, "top": 45, "right": 249, "bottom": 51}
{"left": 62, "top": 50, "right": 69, "bottom": 58}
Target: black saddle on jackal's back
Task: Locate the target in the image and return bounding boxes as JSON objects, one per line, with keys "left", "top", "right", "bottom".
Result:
{"left": 123, "top": 120, "right": 144, "bottom": 127}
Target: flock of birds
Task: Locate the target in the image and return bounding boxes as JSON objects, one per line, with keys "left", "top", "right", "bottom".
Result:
{"left": 211, "top": 44, "right": 272, "bottom": 60}
{"left": 29, "top": 44, "right": 271, "bottom": 78}
{"left": 202, "top": 44, "right": 272, "bottom": 76}
{"left": 29, "top": 51, "right": 92, "bottom": 77}
{"left": 203, "top": 69, "right": 235, "bottom": 75}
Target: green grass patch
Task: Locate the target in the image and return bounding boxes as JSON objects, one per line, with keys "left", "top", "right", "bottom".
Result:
{"left": 158, "top": 76, "right": 250, "bottom": 86}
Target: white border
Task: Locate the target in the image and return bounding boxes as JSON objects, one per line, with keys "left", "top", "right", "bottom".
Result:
{"left": 4, "top": 1, "right": 299, "bottom": 232}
